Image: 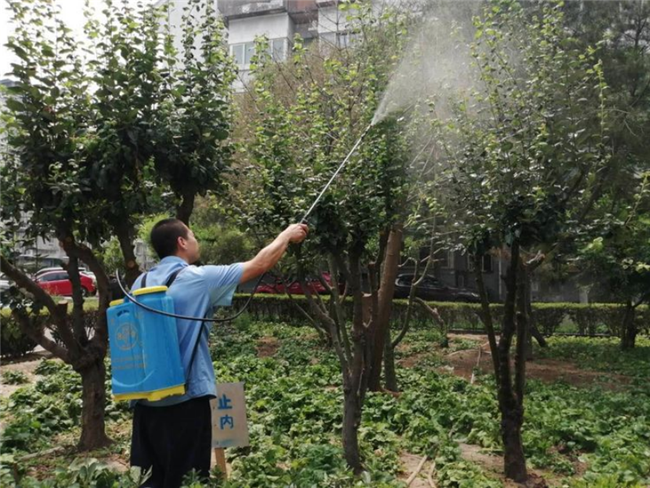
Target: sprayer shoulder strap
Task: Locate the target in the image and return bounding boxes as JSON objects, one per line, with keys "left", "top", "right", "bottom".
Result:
{"left": 140, "top": 267, "right": 185, "bottom": 289}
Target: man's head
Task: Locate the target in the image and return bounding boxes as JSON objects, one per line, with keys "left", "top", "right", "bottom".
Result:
{"left": 150, "top": 218, "right": 200, "bottom": 263}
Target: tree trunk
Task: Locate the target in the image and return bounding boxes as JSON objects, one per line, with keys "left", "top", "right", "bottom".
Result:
{"left": 383, "top": 327, "right": 398, "bottom": 392}
{"left": 519, "top": 263, "right": 534, "bottom": 360}
{"left": 530, "top": 324, "right": 547, "bottom": 348}
{"left": 620, "top": 301, "right": 637, "bottom": 350}
{"left": 115, "top": 222, "right": 141, "bottom": 286}
{"left": 384, "top": 256, "right": 423, "bottom": 392}
{"left": 77, "top": 358, "right": 112, "bottom": 451}
{"left": 473, "top": 253, "right": 499, "bottom": 383}
{"left": 496, "top": 241, "right": 528, "bottom": 483}
{"left": 522, "top": 266, "right": 547, "bottom": 355}
{"left": 342, "top": 386, "right": 363, "bottom": 474}
{"left": 501, "top": 404, "right": 527, "bottom": 482}
{"left": 368, "top": 223, "right": 402, "bottom": 391}
{"left": 343, "top": 248, "right": 371, "bottom": 475}
{"left": 176, "top": 189, "right": 196, "bottom": 226}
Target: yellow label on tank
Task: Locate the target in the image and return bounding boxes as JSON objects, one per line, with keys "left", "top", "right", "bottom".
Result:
{"left": 132, "top": 286, "right": 168, "bottom": 296}
{"left": 113, "top": 384, "right": 186, "bottom": 402}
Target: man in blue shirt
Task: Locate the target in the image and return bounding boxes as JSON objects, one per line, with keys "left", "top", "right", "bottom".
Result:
{"left": 130, "top": 218, "right": 308, "bottom": 487}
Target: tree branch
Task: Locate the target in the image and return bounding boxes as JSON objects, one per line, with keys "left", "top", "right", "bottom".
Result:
{"left": 0, "top": 255, "right": 58, "bottom": 314}
{"left": 12, "top": 308, "right": 70, "bottom": 363}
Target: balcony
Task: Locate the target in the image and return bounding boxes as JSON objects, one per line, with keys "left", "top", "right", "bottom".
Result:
{"left": 218, "top": 0, "right": 319, "bottom": 22}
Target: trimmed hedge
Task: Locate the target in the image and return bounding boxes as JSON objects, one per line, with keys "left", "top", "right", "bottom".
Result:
{"left": 2, "top": 296, "right": 647, "bottom": 359}
{"left": 231, "top": 294, "right": 650, "bottom": 337}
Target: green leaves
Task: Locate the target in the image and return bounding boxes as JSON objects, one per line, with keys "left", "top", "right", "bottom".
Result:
{"left": 436, "top": 0, "right": 611, "bottom": 256}
{"left": 233, "top": 4, "right": 412, "bottom": 268}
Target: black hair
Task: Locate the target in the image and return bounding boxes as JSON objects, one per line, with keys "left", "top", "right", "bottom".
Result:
{"left": 150, "top": 218, "right": 189, "bottom": 259}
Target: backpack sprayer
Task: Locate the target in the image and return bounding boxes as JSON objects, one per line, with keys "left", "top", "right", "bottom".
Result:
{"left": 107, "top": 123, "right": 373, "bottom": 401}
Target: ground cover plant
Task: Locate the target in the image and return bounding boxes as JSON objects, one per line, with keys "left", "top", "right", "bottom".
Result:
{"left": 1, "top": 317, "right": 648, "bottom": 487}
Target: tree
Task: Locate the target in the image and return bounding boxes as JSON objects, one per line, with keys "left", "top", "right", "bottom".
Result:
{"left": 0, "top": 0, "right": 234, "bottom": 450}
{"left": 152, "top": 0, "right": 235, "bottom": 225}
{"left": 563, "top": 0, "right": 650, "bottom": 343}
{"left": 232, "top": 4, "right": 412, "bottom": 473}
{"left": 433, "top": 1, "right": 611, "bottom": 481}
{"left": 578, "top": 171, "right": 650, "bottom": 349}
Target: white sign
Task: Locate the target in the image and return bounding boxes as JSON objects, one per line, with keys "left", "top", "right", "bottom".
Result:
{"left": 211, "top": 382, "right": 249, "bottom": 449}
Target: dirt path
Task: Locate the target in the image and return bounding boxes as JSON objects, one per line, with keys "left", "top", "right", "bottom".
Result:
{"left": 256, "top": 337, "right": 280, "bottom": 358}
{"left": 398, "top": 452, "right": 431, "bottom": 488}
{"left": 458, "top": 443, "right": 559, "bottom": 487}
{"left": 0, "top": 351, "right": 54, "bottom": 399}
{"left": 399, "top": 446, "right": 557, "bottom": 488}
{"left": 443, "top": 335, "right": 630, "bottom": 390}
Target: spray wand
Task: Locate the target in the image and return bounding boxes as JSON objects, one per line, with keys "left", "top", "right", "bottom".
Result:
{"left": 115, "top": 123, "right": 374, "bottom": 322}
{"left": 299, "top": 124, "right": 372, "bottom": 223}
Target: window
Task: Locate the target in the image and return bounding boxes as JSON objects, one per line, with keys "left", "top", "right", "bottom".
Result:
{"left": 422, "top": 276, "right": 443, "bottom": 288}
{"left": 230, "top": 38, "right": 288, "bottom": 68}
{"left": 441, "top": 251, "right": 454, "bottom": 269}
{"left": 40, "top": 272, "right": 66, "bottom": 282}
{"left": 482, "top": 254, "right": 493, "bottom": 273}
{"left": 336, "top": 32, "right": 359, "bottom": 48}
{"left": 244, "top": 41, "right": 256, "bottom": 65}
{"left": 271, "top": 38, "right": 285, "bottom": 61}
{"left": 435, "top": 251, "right": 449, "bottom": 269}
{"left": 469, "top": 254, "right": 493, "bottom": 273}
{"left": 231, "top": 44, "right": 244, "bottom": 66}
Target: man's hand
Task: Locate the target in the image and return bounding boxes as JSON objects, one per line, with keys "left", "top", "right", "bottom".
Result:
{"left": 240, "top": 223, "right": 309, "bottom": 283}
{"left": 282, "top": 223, "right": 309, "bottom": 244}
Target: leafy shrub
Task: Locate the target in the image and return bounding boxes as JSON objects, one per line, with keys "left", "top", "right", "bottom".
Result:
{"left": 1, "top": 359, "right": 129, "bottom": 454}
{"left": 1, "top": 370, "right": 29, "bottom": 385}
{"left": 0, "top": 312, "right": 37, "bottom": 358}
{"left": 2, "top": 459, "right": 151, "bottom": 488}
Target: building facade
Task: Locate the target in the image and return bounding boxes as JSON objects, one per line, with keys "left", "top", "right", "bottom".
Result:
{"left": 157, "top": 0, "right": 352, "bottom": 90}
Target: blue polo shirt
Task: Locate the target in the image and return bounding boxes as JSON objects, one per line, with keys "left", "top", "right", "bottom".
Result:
{"left": 131, "top": 256, "right": 244, "bottom": 407}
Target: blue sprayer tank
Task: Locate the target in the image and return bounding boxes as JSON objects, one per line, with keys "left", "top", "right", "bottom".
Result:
{"left": 107, "top": 286, "right": 185, "bottom": 401}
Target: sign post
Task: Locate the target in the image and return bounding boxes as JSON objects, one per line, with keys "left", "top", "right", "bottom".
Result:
{"left": 211, "top": 382, "right": 249, "bottom": 478}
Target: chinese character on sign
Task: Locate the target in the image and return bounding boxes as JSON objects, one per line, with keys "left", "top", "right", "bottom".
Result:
{"left": 212, "top": 382, "right": 249, "bottom": 448}
{"left": 218, "top": 393, "right": 233, "bottom": 410}
{"left": 220, "top": 415, "right": 234, "bottom": 430}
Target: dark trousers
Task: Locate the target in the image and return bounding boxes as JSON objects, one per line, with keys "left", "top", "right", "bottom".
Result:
{"left": 131, "top": 396, "right": 212, "bottom": 488}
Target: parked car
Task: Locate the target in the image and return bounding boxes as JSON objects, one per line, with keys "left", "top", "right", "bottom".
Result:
{"left": 254, "top": 273, "right": 335, "bottom": 295}
{"left": 35, "top": 270, "right": 96, "bottom": 297}
{"left": 0, "top": 274, "right": 12, "bottom": 306}
{"left": 393, "top": 274, "right": 480, "bottom": 303}
{"left": 0, "top": 274, "right": 11, "bottom": 292}
{"left": 34, "top": 267, "right": 97, "bottom": 286}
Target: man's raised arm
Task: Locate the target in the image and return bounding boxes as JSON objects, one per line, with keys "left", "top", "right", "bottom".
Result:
{"left": 240, "top": 224, "right": 308, "bottom": 283}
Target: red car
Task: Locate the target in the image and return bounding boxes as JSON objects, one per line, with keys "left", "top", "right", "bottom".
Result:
{"left": 36, "top": 270, "right": 96, "bottom": 297}
{"left": 254, "top": 273, "right": 334, "bottom": 295}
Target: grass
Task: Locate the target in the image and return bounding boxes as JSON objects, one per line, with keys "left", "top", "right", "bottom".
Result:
{"left": 535, "top": 336, "right": 650, "bottom": 379}
{"left": 1, "top": 317, "right": 649, "bottom": 487}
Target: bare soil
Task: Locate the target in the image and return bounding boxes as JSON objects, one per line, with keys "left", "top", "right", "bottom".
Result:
{"left": 256, "top": 336, "right": 280, "bottom": 358}
{"left": 459, "top": 443, "right": 561, "bottom": 488}
{"left": 442, "top": 335, "right": 630, "bottom": 391}
{"left": 0, "top": 351, "right": 55, "bottom": 398}
{"left": 397, "top": 452, "right": 433, "bottom": 488}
